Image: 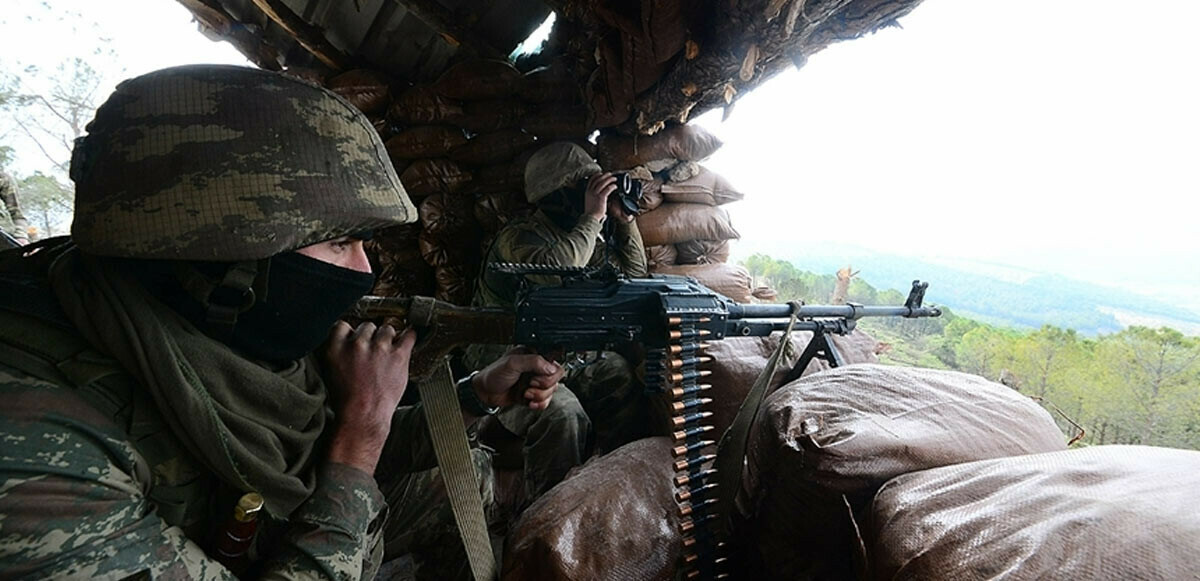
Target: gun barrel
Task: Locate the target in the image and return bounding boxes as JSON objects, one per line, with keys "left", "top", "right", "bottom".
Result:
{"left": 728, "top": 303, "right": 942, "bottom": 320}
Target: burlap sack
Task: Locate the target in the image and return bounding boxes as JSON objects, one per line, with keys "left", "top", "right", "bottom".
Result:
{"left": 704, "top": 330, "right": 880, "bottom": 442}
{"left": 502, "top": 437, "right": 681, "bottom": 581}
{"left": 434, "top": 59, "right": 522, "bottom": 100}
{"left": 660, "top": 166, "right": 746, "bottom": 206}
{"left": 652, "top": 263, "right": 752, "bottom": 303}
{"left": 674, "top": 239, "right": 730, "bottom": 265}
{"left": 639, "top": 179, "right": 664, "bottom": 212}
{"left": 385, "top": 126, "right": 468, "bottom": 161}
{"left": 666, "top": 160, "right": 700, "bottom": 183}
{"left": 637, "top": 203, "right": 739, "bottom": 247}
{"left": 644, "top": 244, "right": 677, "bottom": 270}
{"left": 597, "top": 124, "right": 723, "bottom": 169}
{"left": 458, "top": 99, "right": 528, "bottom": 133}
{"left": 464, "top": 160, "right": 527, "bottom": 195}
{"left": 418, "top": 192, "right": 473, "bottom": 235}
{"left": 520, "top": 105, "right": 591, "bottom": 141}
{"left": 449, "top": 128, "right": 540, "bottom": 166}
{"left": 434, "top": 264, "right": 476, "bottom": 305}
{"left": 387, "top": 86, "right": 464, "bottom": 125}
{"left": 399, "top": 159, "right": 472, "bottom": 197}
{"left": 738, "top": 365, "right": 1068, "bottom": 580}
{"left": 326, "top": 69, "right": 391, "bottom": 115}
{"left": 418, "top": 229, "right": 472, "bottom": 268}
{"left": 868, "top": 445, "right": 1200, "bottom": 581}
{"left": 474, "top": 191, "right": 534, "bottom": 234}
{"left": 519, "top": 62, "right": 580, "bottom": 103}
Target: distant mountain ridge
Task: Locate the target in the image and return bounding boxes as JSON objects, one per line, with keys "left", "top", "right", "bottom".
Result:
{"left": 734, "top": 241, "right": 1200, "bottom": 336}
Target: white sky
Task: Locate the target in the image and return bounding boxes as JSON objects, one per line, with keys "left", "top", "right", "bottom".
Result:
{"left": 1, "top": 0, "right": 1197, "bottom": 308}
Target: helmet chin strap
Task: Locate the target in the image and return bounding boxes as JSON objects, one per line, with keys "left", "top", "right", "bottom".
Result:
{"left": 172, "top": 259, "right": 272, "bottom": 337}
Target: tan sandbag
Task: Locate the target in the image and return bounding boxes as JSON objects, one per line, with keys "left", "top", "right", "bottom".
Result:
{"left": 464, "top": 161, "right": 527, "bottom": 195}
{"left": 644, "top": 244, "right": 677, "bottom": 270}
{"left": 367, "top": 224, "right": 435, "bottom": 298}
{"left": 434, "top": 59, "right": 522, "bottom": 100}
{"left": 520, "top": 106, "right": 591, "bottom": 141}
{"left": 327, "top": 69, "right": 391, "bottom": 115}
{"left": 674, "top": 239, "right": 730, "bottom": 265}
{"left": 502, "top": 437, "right": 682, "bottom": 581}
{"left": 660, "top": 166, "right": 746, "bottom": 206}
{"left": 388, "top": 86, "right": 464, "bottom": 125}
{"left": 704, "top": 330, "right": 879, "bottom": 441}
{"left": 418, "top": 192, "right": 473, "bottom": 235}
{"left": 519, "top": 62, "right": 580, "bottom": 103}
{"left": 666, "top": 160, "right": 700, "bottom": 183}
{"left": 434, "top": 264, "right": 475, "bottom": 305}
{"left": 652, "top": 263, "right": 752, "bottom": 303}
{"left": 637, "top": 203, "right": 739, "bottom": 247}
{"left": 639, "top": 180, "right": 664, "bottom": 212}
{"left": 385, "top": 126, "right": 468, "bottom": 161}
{"left": 738, "top": 365, "right": 1068, "bottom": 581}
{"left": 419, "top": 229, "right": 473, "bottom": 268}
{"left": 867, "top": 445, "right": 1200, "bottom": 581}
{"left": 449, "top": 129, "right": 539, "bottom": 166}
{"left": 399, "top": 159, "right": 472, "bottom": 197}
{"left": 458, "top": 99, "right": 528, "bottom": 133}
{"left": 597, "top": 124, "right": 723, "bottom": 169}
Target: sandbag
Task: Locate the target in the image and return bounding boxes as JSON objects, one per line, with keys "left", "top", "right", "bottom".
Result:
{"left": 644, "top": 244, "right": 677, "bottom": 270}
{"left": 660, "top": 166, "right": 746, "bottom": 206}
{"left": 434, "top": 59, "right": 522, "bottom": 100}
{"left": 418, "top": 192, "right": 473, "bottom": 235}
{"left": 674, "top": 239, "right": 730, "bottom": 265}
{"left": 868, "top": 445, "right": 1200, "bottom": 581}
{"left": 388, "top": 86, "right": 464, "bottom": 125}
{"left": 326, "top": 69, "right": 391, "bottom": 115}
{"left": 704, "top": 330, "right": 879, "bottom": 441}
{"left": 458, "top": 99, "right": 529, "bottom": 133}
{"left": 367, "top": 225, "right": 435, "bottom": 298}
{"left": 434, "top": 264, "right": 475, "bottom": 305}
{"left": 738, "top": 365, "right": 1068, "bottom": 580}
{"left": 639, "top": 179, "right": 664, "bottom": 212}
{"left": 502, "top": 437, "right": 681, "bottom": 581}
{"left": 637, "top": 203, "right": 739, "bottom": 247}
{"left": 474, "top": 190, "right": 534, "bottom": 234}
{"left": 652, "top": 263, "right": 752, "bottom": 303}
{"left": 464, "top": 161, "right": 527, "bottom": 195}
{"left": 520, "top": 106, "right": 591, "bottom": 141}
{"left": 386, "top": 126, "right": 468, "bottom": 161}
{"left": 418, "top": 229, "right": 472, "bottom": 268}
{"left": 597, "top": 124, "right": 723, "bottom": 169}
{"left": 666, "top": 160, "right": 700, "bottom": 183}
{"left": 399, "top": 159, "right": 472, "bottom": 197}
{"left": 519, "top": 63, "right": 580, "bottom": 103}
{"left": 449, "top": 129, "right": 539, "bottom": 166}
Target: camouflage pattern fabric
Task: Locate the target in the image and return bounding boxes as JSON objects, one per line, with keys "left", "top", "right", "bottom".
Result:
{"left": 0, "top": 172, "right": 29, "bottom": 243}
{"left": 523, "top": 142, "right": 603, "bottom": 203}
{"left": 69, "top": 65, "right": 417, "bottom": 261}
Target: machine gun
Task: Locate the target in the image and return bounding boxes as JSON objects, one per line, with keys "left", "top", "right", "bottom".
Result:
{"left": 349, "top": 264, "right": 941, "bottom": 579}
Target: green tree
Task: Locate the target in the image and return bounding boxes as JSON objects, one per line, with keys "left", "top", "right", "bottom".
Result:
{"left": 1098, "top": 327, "right": 1200, "bottom": 446}
{"left": 18, "top": 172, "right": 73, "bottom": 237}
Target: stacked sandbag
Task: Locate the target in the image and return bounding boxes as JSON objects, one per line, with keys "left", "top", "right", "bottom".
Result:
{"left": 736, "top": 365, "right": 1069, "bottom": 580}
{"left": 313, "top": 59, "right": 592, "bottom": 303}
{"left": 866, "top": 445, "right": 1200, "bottom": 580}
{"left": 598, "top": 124, "right": 752, "bottom": 302}
{"left": 503, "top": 437, "right": 681, "bottom": 581}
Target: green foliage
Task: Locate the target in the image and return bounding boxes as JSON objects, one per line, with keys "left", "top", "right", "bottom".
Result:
{"left": 18, "top": 172, "right": 73, "bottom": 237}
{"left": 743, "top": 254, "right": 1200, "bottom": 451}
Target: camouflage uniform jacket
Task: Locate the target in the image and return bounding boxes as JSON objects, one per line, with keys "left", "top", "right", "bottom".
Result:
{"left": 0, "top": 267, "right": 385, "bottom": 580}
{"left": 475, "top": 210, "right": 648, "bottom": 310}
{"left": 0, "top": 172, "right": 28, "bottom": 242}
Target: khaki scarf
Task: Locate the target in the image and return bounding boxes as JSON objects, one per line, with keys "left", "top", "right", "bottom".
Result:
{"left": 48, "top": 245, "right": 327, "bottom": 518}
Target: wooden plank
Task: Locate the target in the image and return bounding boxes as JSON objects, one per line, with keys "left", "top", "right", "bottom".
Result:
{"left": 392, "top": 0, "right": 508, "bottom": 61}
{"left": 175, "top": 0, "right": 283, "bottom": 70}
{"left": 249, "top": 0, "right": 355, "bottom": 70}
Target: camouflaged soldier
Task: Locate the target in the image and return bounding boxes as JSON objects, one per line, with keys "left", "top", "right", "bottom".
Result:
{"left": 469, "top": 142, "right": 649, "bottom": 456}
{"left": 0, "top": 171, "right": 30, "bottom": 245}
{"left": 0, "top": 65, "right": 564, "bottom": 580}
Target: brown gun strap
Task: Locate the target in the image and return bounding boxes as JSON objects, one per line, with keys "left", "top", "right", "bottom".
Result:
{"left": 712, "top": 302, "right": 801, "bottom": 548}
{"left": 417, "top": 361, "right": 496, "bottom": 580}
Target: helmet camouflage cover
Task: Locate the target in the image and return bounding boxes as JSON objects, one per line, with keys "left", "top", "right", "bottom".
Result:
{"left": 70, "top": 64, "right": 417, "bottom": 261}
{"left": 524, "top": 142, "right": 602, "bottom": 204}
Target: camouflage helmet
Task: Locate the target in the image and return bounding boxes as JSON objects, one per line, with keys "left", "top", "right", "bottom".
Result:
{"left": 69, "top": 65, "right": 417, "bottom": 261}
{"left": 524, "top": 142, "right": 602, "bottom": 204}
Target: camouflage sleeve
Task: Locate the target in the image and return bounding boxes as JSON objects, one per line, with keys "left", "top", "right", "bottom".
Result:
{"left": 611, "top": 220, "right": 648, "bottom": 277}
{"left": 0, "top": 369, "right": 384, "bottom": 581}
{"left": 502, "top": 215, "right": 604, "bottom": 287}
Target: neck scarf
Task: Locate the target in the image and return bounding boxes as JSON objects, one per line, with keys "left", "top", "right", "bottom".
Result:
{"left": 48, "top": 245, "right": 326, "bottom": 518}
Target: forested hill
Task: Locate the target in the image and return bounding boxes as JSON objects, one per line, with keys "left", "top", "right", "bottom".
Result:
{"left": 741, "top": 254, "right": 1200, "bottom": 451}
{"left": 737, "top": 245, "right": 1200, "bottom": 336}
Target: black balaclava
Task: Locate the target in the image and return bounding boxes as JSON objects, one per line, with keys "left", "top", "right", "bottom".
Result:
{"left": 133, "top": 250, "right": 375, "bottom": 364}
{"left": 539, "top": 183, "right": 588, "bottom": 231}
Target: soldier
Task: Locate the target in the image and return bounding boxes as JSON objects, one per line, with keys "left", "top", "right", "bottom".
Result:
{"left": 0, "top": 65, "right": 563, "bottom": 580}
{"left": 470, "top": 142, "right": 649, "bottom": 456}
{"left": 0, "top": 171, "right": 30, "bottom": 245}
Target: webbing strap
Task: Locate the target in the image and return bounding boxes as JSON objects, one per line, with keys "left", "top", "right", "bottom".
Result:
{"left": 712, "top": 302, "right": 801, "bottom": 543}
{"left": 417, "top": 361, "right": 496, "bottom": 581}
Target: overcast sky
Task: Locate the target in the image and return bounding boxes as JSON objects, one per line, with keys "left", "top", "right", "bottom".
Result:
{"left": 2, "top": 0, "right": 1197, "bottom": 310}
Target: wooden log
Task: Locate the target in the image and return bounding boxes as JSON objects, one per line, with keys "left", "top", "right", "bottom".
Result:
{"left": 249, "top": 0, "right": 354, "bottom": 71}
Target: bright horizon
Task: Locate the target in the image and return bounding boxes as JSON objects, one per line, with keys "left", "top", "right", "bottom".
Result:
{"left": 2, "top": 0, "right": 1198, "bottom": 314}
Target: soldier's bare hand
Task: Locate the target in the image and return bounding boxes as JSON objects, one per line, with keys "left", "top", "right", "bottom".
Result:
{"left": 584, "top": 173, "right": 616, "bottom": 221}
{"left": 323, "top": 321, "right": 416, "bottom": 473}
{"left": 474, "top": 349, "right": 564, "bottom": 411}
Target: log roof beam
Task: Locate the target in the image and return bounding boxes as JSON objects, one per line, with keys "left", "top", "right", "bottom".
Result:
{"left": 391, "top": 0, "right": 510, "bottom": 62}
